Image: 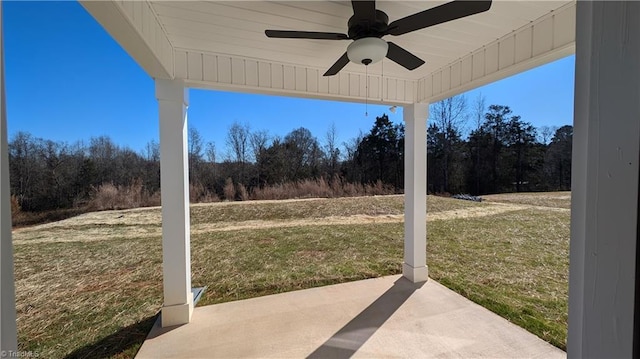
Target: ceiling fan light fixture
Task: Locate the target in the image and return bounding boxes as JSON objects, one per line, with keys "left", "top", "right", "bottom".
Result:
{"left": 347, "top": 37, "right": 388, "bottom": 66}
{"left": 266, "top": 0, "right": 492, "bottom": 76}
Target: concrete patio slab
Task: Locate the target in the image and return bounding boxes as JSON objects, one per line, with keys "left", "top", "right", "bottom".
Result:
{"left": 136, "top": 275, "right": 565, "bottom": 358}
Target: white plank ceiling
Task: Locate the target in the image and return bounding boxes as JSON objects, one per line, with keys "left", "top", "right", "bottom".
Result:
{"left": 83, "top": 1, "right": 575, "bottom": 103}
{"left": 152, "top": 1, "right": 568, "bottom": 80}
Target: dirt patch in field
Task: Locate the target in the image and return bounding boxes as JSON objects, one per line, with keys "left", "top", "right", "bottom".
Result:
{"left": 428, "top": 203, "right": 523, "bottom": 221}
{"left": 482, "top": 192, "right": 571, "bottom": 209}
{"left": 15, "top": 207, "right": 163, "bottom": 230}
{"left": 190, "top": 214, "right": 404, "bottom": 234}
{"left": 12, "top": 225, "right": 162, "bottom": 244}
{"left": 13, "top": 201, "right": 567, "bottom": 245}
{"left": 190, "top": 205, "right": 550, "bottom": 233}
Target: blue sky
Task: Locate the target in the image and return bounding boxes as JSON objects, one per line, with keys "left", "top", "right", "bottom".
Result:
{"left": 3, "top": 1, "right": 574, "bottom": 156}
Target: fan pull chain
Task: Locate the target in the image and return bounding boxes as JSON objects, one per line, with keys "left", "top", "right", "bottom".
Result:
{"left": 365, "top": 65, "right": 369, "bottom": 117}
{"left": 381, "top": 59, "right": 384, "bottom": 102}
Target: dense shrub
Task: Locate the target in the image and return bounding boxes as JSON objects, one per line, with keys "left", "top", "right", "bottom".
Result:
{"left": 190, "top": 182, "right": 219, "bottom": 203}
{"left": 250, "top": 176, "right": 395, "bottom": 200}
{"left": 223, "top": 178, "right": 236, "bottom": 201}
{"left": 237, "top": 183, "right": 249, "bottom": 201}
{"left": 13, "top": 175, "right": 398, "bottom": 227}
{"left": 88, "top": 178, "right": 160, "bottom": 211}
{"left": 10, "top": 195, "right": 20, "bottom": 218}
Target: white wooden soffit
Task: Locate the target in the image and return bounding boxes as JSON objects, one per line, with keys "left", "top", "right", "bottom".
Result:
{"left": 81, "top": 1, "right": 576, "bottom": 105}
{"left": 80, "top": 0, "right": 174, "bottom": 79}
{"left": 419, "top": 1, "right": 576, "bottom": 103}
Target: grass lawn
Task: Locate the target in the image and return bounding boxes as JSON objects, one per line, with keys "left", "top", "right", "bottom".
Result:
{"left": 12, "top": 193, "right": 569, "bottom": 358}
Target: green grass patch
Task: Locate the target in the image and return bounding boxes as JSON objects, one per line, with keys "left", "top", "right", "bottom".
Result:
{"left": 191, "top": 223, "right": 404, "bottom": 305}
{"left": 427, "top": 208, "right": 569, "bottom": 349}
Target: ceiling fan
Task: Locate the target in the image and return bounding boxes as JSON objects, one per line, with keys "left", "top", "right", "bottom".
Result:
{"left": 265, "top": 1, "right": 492, "bottom": 76}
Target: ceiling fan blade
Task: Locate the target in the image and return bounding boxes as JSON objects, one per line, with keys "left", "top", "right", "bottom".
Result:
{"left": 323, "top": 53, "right": 350, "bottom": 76}
{"left": 387, "top": 1, "right": 492, "bottom": 36}
{"left": 351, "top": 0, "right": 376, "bottom": 21}
{"left": 265, "top": 30, "right": 349, "bottom": 40}
{"left": 386, "top": 42, "right": 425, "bottom": 70}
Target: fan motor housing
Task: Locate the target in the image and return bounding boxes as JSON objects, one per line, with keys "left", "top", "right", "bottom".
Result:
{"left": 347, "top": 10, "right": 389, "bottom": 39}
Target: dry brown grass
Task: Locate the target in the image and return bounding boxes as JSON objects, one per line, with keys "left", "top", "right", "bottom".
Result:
{"left": 223, "top": 178, "right": 236, "bottom": 201}
{"left": 189, "top": 182, "right": 220, "bottom": 203}
{"left": 237, "top": 183, "right": 250, "bottom": 201}
{"left": 11, "top": 195, "right": 21, "bottom": 217}
{"left": 88, "top": 179, "right": 161, "bottom": 211}
{"left": 14, "top": 195, "right": 485, "bottom": 244}
{"left": 250, "top": 177, "right": 396, "bottom": 200}
{"left": 15, "top": 236, "right": 163, "bottom": 358}
{"left": 483, "top": 191, "right": 571, "bottom": 209}
{"left": 13, "top": 192, "right": 570, "bottom": 357}
{"left": 11, "top": 208, "right": 86, "bottom": 229}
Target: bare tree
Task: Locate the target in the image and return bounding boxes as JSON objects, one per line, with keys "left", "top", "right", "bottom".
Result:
{"left": 538, "top": 125, "right": 557, "bottom": 145}
{"left": 141, "top": 139, "right": 161, "bottom": 193}
{"left": 342, "top": 130, "right": 365, "bottom": 183}
{"left": 343, "top": 130, "right": 364, "bottom": 162}
{"left": 205, "top": 141, "right": 217, "bottom": 163}
{"left": 249, "top": 130, "right": 269, "bottom": 163}
{"left": 471, "top": 93, "right": 486, "bottom": 194}
{"left": 188, "top": 127, "right": 204, "bottom": 161}
{"left": 188, "top": 127, "right": 205, "bottom": 185}
{"left": 325, "top": 122, "right": 340, "bottom": 177}
{"left": 430, "top": 95, "right": 467, "bottom": 192}
{"left": 202, "top": 141, "right": 218, "bottom": 182}
{"left": 473, "top": 93, "right": 486, "bottom": 131}
{"left": 143, "top": 139, "right": 160, "bottom": 162}
{"left": 9, "top": 132, "right": 37, "bottom": 203}
{"left": 226, "top": 121, "right": 251, "bottom": 182}
{"left": 89, "top": 136, "right": 117, "bottom": 163}
{"left": 226, "top": 122, "right": 250, "bottom": 164}
{"left": 284, "top": 127, "right": 322, "bottom": 179}
{"left": 432, "top": 95, "right": 468, "bottom": 132}
{"left": 89, "top": 136, "right": 118, "bottom": 184}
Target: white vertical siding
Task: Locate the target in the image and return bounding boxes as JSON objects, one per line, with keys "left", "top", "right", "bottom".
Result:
{"left": 175, "top": 48, "right": 419, "bottom": 104}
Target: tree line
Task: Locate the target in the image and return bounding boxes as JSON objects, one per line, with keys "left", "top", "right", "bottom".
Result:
{"left": 427, "top": 96, "right": 572, "bottom": 195}
{"left": 8, "top": 94, "right": 572, "bottom": 214}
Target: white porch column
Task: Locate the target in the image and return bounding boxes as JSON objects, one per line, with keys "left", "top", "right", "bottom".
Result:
{"left": 156, "top": 79, "right": 193, "bottom": 327}
{"left": 403, "top": 103, "right": 429, "bottom": 283}
{"left": 0, "top": 1, "right": 18, "bottom": 350}
{"left": 568, "top": 1, "right": 640, "bottom": 357}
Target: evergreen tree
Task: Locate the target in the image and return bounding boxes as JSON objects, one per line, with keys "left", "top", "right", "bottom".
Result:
{"left": 545, "top": 125, "right": 573, "bottom": 190}
{"left": 355, "top": 114, "right": 404, "bottom": 188}
{"left": 503, "top": 116, "right": 537, "bottom": 192}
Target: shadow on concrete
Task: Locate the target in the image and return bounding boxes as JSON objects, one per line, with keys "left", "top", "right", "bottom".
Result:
{"left": 145, "top": 315, "right": 187, "bottom": 340}
{"left": 64, "top": 314, "right": 157, "bottom": 359}
{"left": 307, "top": 277, "right": 426, "bottom": 359}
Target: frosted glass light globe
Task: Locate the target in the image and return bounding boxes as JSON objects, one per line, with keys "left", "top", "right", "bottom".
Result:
{"left": 347, "top": 37, "right": 388, "bottom": 65}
